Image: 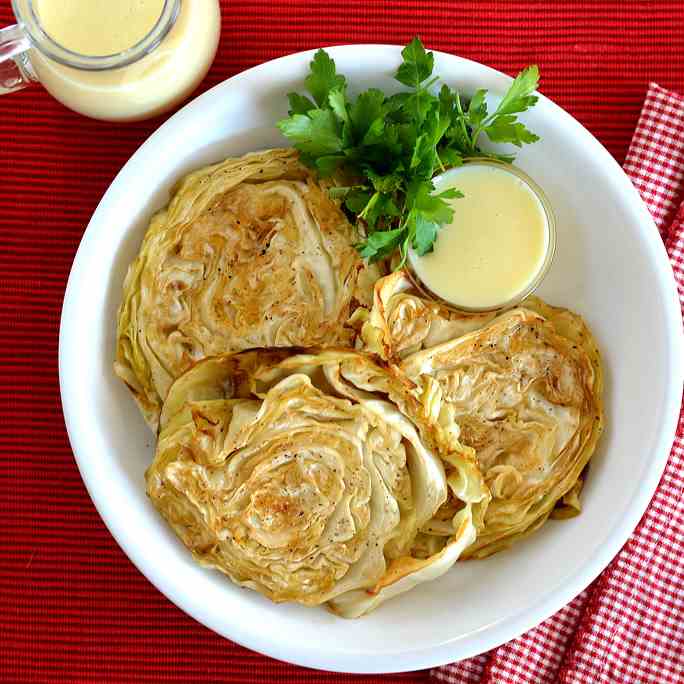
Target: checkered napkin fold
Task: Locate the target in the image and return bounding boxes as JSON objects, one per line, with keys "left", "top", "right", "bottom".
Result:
{"left": 433, "top": 83, "right": 684, "bottom": 684}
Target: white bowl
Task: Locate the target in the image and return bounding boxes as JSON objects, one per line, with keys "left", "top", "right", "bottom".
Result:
{"left": 59, "top": 45, "right": 684, "bottom": 673}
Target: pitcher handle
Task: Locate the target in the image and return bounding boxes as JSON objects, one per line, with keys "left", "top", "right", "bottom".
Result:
{"left": 0, "top": 24, "right": 38, "bottom": 95}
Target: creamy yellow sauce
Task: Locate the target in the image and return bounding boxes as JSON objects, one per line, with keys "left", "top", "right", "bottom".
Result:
{"left": 30, "top": 0, "right": 220, "bottom": 121}
{"left": 409, "top": 163, "right": 549, "bottom": 310}
{"left": 35, "top": 0, "right": 165, "bottom": 56}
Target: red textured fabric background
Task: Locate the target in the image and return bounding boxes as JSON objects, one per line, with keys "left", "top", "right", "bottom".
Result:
{"left": 0, "top": 2, "right": 683, "bottom": 682}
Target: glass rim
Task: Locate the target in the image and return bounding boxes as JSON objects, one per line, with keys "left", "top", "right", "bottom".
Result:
{"left": 406, "top": 157, "right": 557, "bottom": 314}
{"left": 11, "top": 0, "right": 180, "bottom": 71}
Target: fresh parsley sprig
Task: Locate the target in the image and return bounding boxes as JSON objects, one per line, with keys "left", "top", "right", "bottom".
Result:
{"left": 277, "top": 38, "right": 540, "bottom": 264}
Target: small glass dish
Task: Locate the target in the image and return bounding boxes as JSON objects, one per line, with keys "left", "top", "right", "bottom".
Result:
{"left": 406, "top": 158, "right": 557, "bottom": 313}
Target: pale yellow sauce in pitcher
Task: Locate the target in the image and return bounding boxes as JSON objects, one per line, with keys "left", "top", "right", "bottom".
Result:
{"left": 31, "top": 0, "right": 220, "bottom": 121}
{"left": 36, "top": 0, "right": 165, "bottom": 56}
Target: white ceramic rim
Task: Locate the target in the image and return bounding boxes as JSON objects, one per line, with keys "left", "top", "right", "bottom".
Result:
{"left": 59, "top": 45, "right": 684, "bottom": 673}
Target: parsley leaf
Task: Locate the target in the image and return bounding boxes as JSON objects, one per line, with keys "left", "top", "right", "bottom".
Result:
{"left": 328, "top": 89, "right": 350, "bottom": 125}
{"left": 350, "top": 89, "right": 386, "bottom": 139}
{"left": 344, "top": 188, "right": 373, "bottom": 213}
{"left": 402, "top": 180, "right": 459, "bottom": 259}
{"left": 408, "top": 180, "right": 455, "bottom": 228}
{"left": 438, "top": 147, "right": 464, "bottom": 168}
{"left": 493, "top": 65, "right": 539, "bottom": 116}
{"left": 357, "top": 228, "right": 405, "bottom": 260}
{"left": 413, "top": 214, "right": 440, "bottom": 256}
{"left": 360, "top": 118, "right": 386, "bottom": 146}
{"left": 470, "top": 65, "right": 540, "bottom": 149}
{"left": 466, "top": 89, "right": 488, "bottom": 129}
{"left": 484, "top": 115, "right": 540, "bottom": 147}
{"left": 305, "top": 49, "right": 347, "bottom": 107}
{"left": 366, "top": 169, "right": 403, "bottom": 194}
{"left": 315, "top": 154, "right": 346, "bottom": 176}
{"left": 277, "top": 110, "right": 343, "bottom": 156}
{"left": 395, "top": 37, "right": 434, "bottom": 88}
{"left": 359, "top": 191, "right": 401, "bottom": 229}
{"left": 287, "top": 92, "right": 316, "bottom": 115}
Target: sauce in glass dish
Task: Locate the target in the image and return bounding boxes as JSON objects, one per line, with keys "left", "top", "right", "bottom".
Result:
{"left": 408, "top": 161, "right": 555, "bottom": 311}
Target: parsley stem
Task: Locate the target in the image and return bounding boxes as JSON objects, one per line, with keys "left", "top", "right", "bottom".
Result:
{"left": 454, "top": 93, "right": 475, "bottom": 154}
{"left": 397, "top": 239, "right": 409, "bottom": 269}
{"left": 471, "top": 110, "right": 499, "bottom": 149}
{"left": 471, "top": 125, "right": 484, "bottom": 150}
{"left": 423, "top": 75, "right": 440, "bottom": 91}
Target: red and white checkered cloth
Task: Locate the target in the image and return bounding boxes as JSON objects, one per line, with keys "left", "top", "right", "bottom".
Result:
{"left": 433, "top": 83, "right": 684, "bottom": 684}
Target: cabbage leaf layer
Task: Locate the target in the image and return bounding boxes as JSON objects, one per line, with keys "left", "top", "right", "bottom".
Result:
{"left": 146, "top": 348, "right": 488, "bottom": 616}
{"left": 358, "top": 271, "right": 604, "bottom": 558}
{"left": 116, "top": 149, "right": 381, "bottom": 431}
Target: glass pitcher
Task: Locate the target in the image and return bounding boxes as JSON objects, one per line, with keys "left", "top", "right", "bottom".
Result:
{"left": 0, "top": 0, "right": 221, "bottom": 121}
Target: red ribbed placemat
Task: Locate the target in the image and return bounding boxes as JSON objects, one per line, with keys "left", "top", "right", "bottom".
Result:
{"left": 1, "top": 2, "right": 683, "bottom": 682}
